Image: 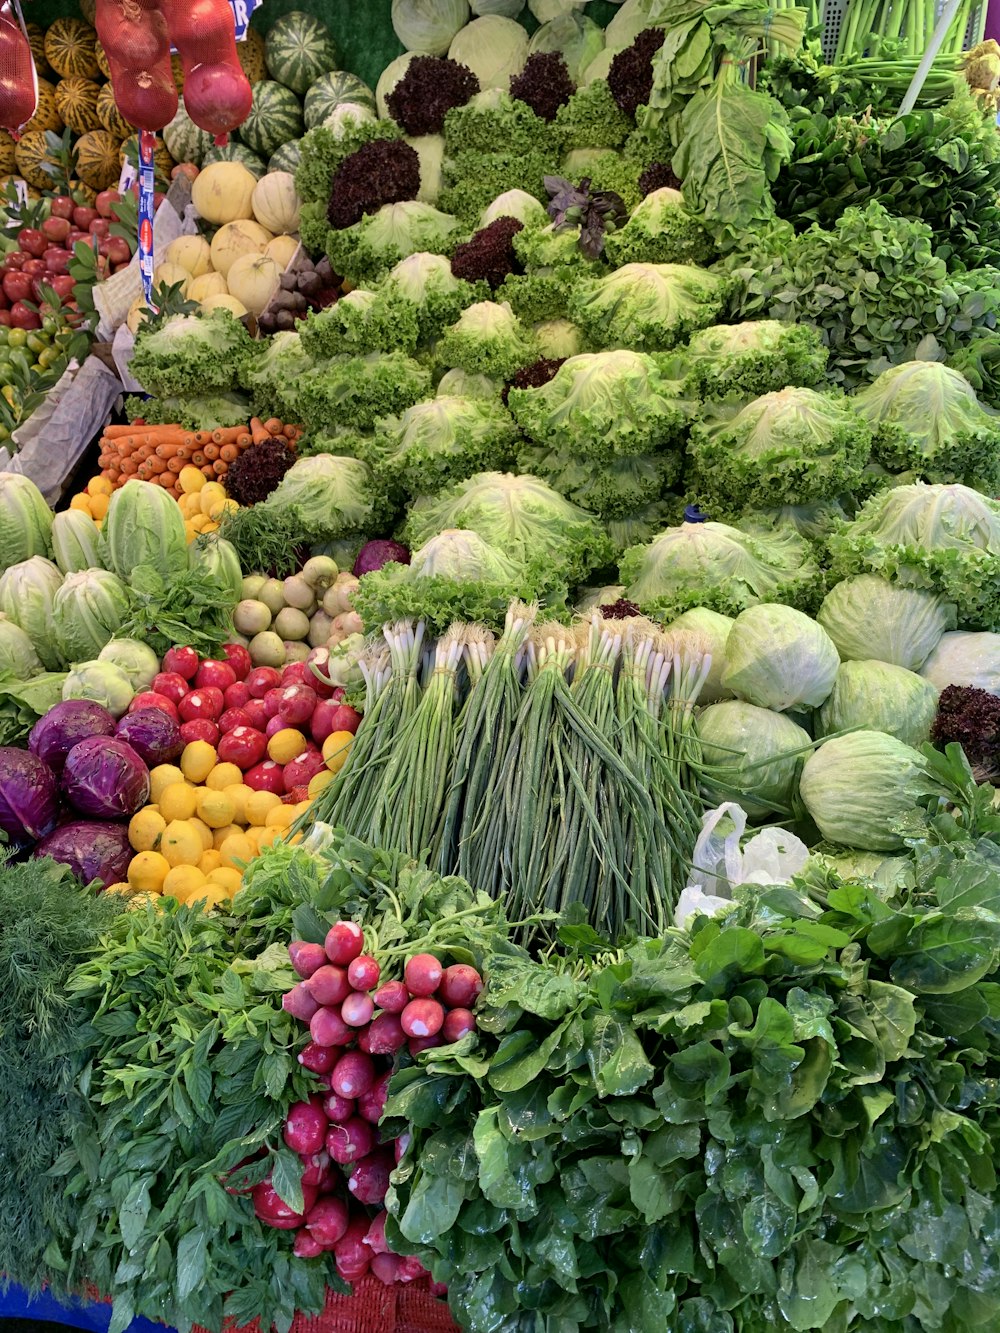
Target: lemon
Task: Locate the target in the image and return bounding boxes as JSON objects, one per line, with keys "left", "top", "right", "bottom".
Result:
{"left": 200, "top": 482, "right": 226, "bottom": 514}
{"left": 188, "top": 512, "right": 209, "bottom": 532}
{"left": 158, "top": 780, "right": 198, "bottom": 822}
{"left": 178, "top": 465, "right": 205, "bottom": 494}
{"left": 322, "top": 730, "right": 354, "bottom": 775}
{"left": 208, "top": 866, "right": 243, "bottom": 896}
{"left": 104, "top": 881, "right": 134, "bottom": 898}
{"left": 90, "top": 492, "right": 109, "bottom": 520}
{"left": 188, "top": 816, "right": 214, "bottom": 851}
{"left": 244, "top": 789, "right": 282, "bottom": 825}
{"left": 162, "top": 864, "right": 207, "bottom": 903}
{"left": 208, "top": 498, "right": 239, "bottom": 521}
{"left": 264, "top": 802, "right": 295, "bottom": 830}
{"left": 128, "top": 806, "right": 166, "bottom": 852}
{"left": 198, "top": 849, "right": 223, "bottom": 875}
{"left": 206, "top": 762, "right": 243, "bottom": 791}
{"left": 219, "top": 832, "right": 255, "bottom": 869}
{"left": 181, "top": 740, "right": 217, "bottom": 784}
{"left": 127, "top": 891, "right": 163, "bottom": 912}
{"left": 69, "top": 493, "right": 92, "bottom": 514}
{"left": 308, "top": 770, "right": 334, "bottom": 799}
{"left": 267, "top": 727, "right": 307, "bottom": 765}
{"left": 195, "top": 885, "right": 233, "bottom": 911}
{"left": 252, "top": 825, "right": 283, "bottom": 852}
{"left": 224, "top": 783, "right": 249, "bottom": 824}
{"left": 88, "top": 475, "right": 113, "bottom": 496}
{"left": 212, "top": 822, "right": 243, "bottom": 849}
{"left": 150, "top": 764, "right": 187, "bottom": 804}
{"left": 127, "top": 850, "right": 169, "bottom": 893}
{"left": 197, "top": 788, "right": 236, "bottom": 829}
{"left": 160, "top": 819, "right": 204, "bottom": 868}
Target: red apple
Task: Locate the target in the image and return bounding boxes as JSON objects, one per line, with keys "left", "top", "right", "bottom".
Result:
{"left": 1, "top": 252, "right": 24, "bottom": 271}
{"left": 95, "top": 188, "right": 121, "bottom": 219}
{"left": 22, "top": 258, "right": 45, "bottom": 277}
{"left": 104, "top": 236, "right": 130, "bottom": 266}
{"left": 47, "top": 273, "right": 75, "bottom": 299}
{"left": 41, "top": 215, "right": 71, "bottom": 244}
{"left": 17, "top": 228, "right": 46, "bottom": 257}
{"left": 43, "top": 248, "right": 70, "bottom": 274}
{"left": 10, "top": 302, "right": 40, "bottom": 330}
{"left": 3, "top": 271, "right": 32, "bottom": 304}
{"left": 72, "top": 206, "right": 98, "bottom": 230}
{"left": 0, "top": 310, "right": 13, "bottom": 326}
{"left": 50, "top": 195, "right": 74, "bottom": 220}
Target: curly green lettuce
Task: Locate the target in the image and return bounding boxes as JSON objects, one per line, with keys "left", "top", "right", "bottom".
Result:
{"left": 554, "top": 79, "right": 633, "bottom": 152}
{"left": 124, "top": 392, "right": 250, "bottom": 432}
{"left": 852, "top": 360, "right": 1000, "bottom": 493}
{"left": 569, "top": 262, "right": 730, "bottom": 352}
{"left": 370, "top": 251, "right": 486, "bottom": 344}
{"left": 237, "top": 331, "right": 316, "bottom": 422}
{"left": 494, "top": 221, "right": 601, "bottom": 324}
{"left": 402, "top": 470, "right": 614, "bottom": 586}
{"left": 621, "top": 519, "right": 825, "bottom": 620}
{"left": 603, "top": 188, "right": 716, "bottom": 268}
{"left": 129, "top": 309, "right": 254, "bottom": 398}
{"left": 298, "top": 290, "right": 420, "bottom": 361}
{"left": 443, "top": 89, "right": 558, "bottom": 158}
{"left": 681, "top": 320, "right": 829, "bottom": 400}
{"left": 259, "top": 454, "right": 391, "bottom": 543}
{"left": 438, "top": 149, "right": 553, "bottom": 225}
{"left": 361, "top": 396, "right": 520, "bottom": 496}
{"left": 827, "top": 481, "right": 1000, "bottom": 631}
{"left": 295, "top": 119, "right": 401, "bottom": 206}
{"left": 518, "top": 442, "right": 682, "bottom": 519}
{"left": 687, "top": 387, "right": 873, "bottom": 518}
{"left": 436, "top": 300, "right": 539, "bottom": 379}
{"left": 324, "top": 201, "right": 463, "bottom": 288}
{"left": 291, "top": 352, "right": 432, "bottom": 432}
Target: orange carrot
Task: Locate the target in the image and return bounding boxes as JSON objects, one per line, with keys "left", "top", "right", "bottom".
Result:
{"left": 156, "top": 441, "right": 182, "bottom": 459}
{"left": 201, "top": 464, "right": 216, "bottom": 479}
{"left": 211, "top": 426, "right": 244, "bottom": 445}
{"left": 212, "top": 460, "right": 228, "bottom": 476}
{"left": 204, "top": 442, "right": 220, "bottom": 461}
{"left": 264, "top": 417, "right": 283, "bottom": 434}
{"left": 249, "top": 417, "right": 270, "bottom": 445}
{"left": 191, "top": 451, "right": 206, "bottom": 467}
{"left": 167, "top": 456, "right": 186, "bottom": 473}
{"left": 220, "top": 443, "right": 239, "bottom": 462}
{"left": 236, "top": 432, "right": 252, "bottom": 448}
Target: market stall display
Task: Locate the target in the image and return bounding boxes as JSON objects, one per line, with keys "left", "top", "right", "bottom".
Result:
{"left": 2, "top": 0, "right": 1000, "bottom": 1331}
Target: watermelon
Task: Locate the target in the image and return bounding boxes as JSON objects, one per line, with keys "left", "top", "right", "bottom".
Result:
{"left": 238, "top": 79, "right": 303, "bottom": 159}
{"left": 264, "top": 11, "right": 338, "bottom": 95}
{"left": 268, "top": 139, "right": 303, "bottom": 175}
{"left": 163, "top": 99, "right": 214, "bottom": 168}
{"left": 202, "top": 142, "right": 267, "bottom": 177}
{"left": 304, "top": 71, "right": 376, "bottom": 130}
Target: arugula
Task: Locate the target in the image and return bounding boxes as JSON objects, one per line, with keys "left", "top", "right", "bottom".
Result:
{"left": 118, "top": 563, "right": 235, "bottom": 660}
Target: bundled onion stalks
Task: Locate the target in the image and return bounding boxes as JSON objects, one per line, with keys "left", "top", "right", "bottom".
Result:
{"left": 305, "top": 608, "right": 714, "bottom": 945}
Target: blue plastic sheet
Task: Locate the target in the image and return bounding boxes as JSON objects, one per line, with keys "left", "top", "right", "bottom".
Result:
{"left": 0, "top": 1281, "right": 174, "bottom": 1333}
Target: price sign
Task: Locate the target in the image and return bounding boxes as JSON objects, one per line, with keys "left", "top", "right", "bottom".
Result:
{"left": 230, "top": 0, "right": 264, "bottom": 40}
{"left": 137, "top": 129, "right": 157, "bottom": 307}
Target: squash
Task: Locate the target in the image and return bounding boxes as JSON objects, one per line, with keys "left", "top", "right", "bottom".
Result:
{"left": 76, "top": 128, "right": 121, "bottom": 190}
{"left": 209, "top": 219, "right": 272, "bottom": 278}
{"left": 96, "top": 82, "right": 133, "bottom": 139}
{"left": 163, "top": 234, "right": 212, "bottom": 278}
{"left": 94, "top": 38, "right": 110, "bottom": 79}
{"left": 200, "top": 293, "right": 248, "bottom": 317}
{"left": 187, "top": 271, "right": 229, "bottom": 301}
{"left": 45, "top": 17, "right": 100, "bottom": 80}
{"left": 15, "top": 130, "right": 56, "bottom": 189}
{"left": 25, "top": 80, "right": 62, "bottom": 134}
{"left": 226, "top": 253, "right": 281, "bottom": 317}
{"left": 25, "top": 23, "right": 49, "bottom": 77}
{"left": 0, "top": 131, "right": 15, "bottom": 177}
{"left": 55, "top": 76, "right": 102, "bottom": 133}
{"left": 251, "top": 171, "right": 300, "bottom": 235}
{"left": 191, "top": 161, "right": 256, "bottom": 225}
{"left": 265, "top": 234, "right": 299, "bottom": 270}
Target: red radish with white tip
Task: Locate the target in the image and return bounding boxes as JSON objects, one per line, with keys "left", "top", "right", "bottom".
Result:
{"left": 364, "top": 1211, "right": 389, "bottom": 1255}
{"left": 283, "top": 983, "right": 320, "bottom": 1022}
{"left": 305, "top": 965, "right": 350, "bottom": 1007}
{"left": 243, "top": 758, "right": 286, "bottom": 792}
{"left": 224, "top": 681, "right": 251, "bottom": 711}
{"left": 153, "top": 671, "right": 189, "bottom": 704}
{"left": 162, "top": 645, "right": 199, "bottom": 679}
{"left": 357, "top": 1071, "right": 391, "bottom": 1125}
{"left": 283, "top": 1097, "right": 327, "bottom": 1155}
{"left": 179, "top": 718, "right": 220, "bottom": 746}
{"left": 304, "top": 1195, "right": 350, "bottom": 1249}
{"left": 219, "top": 727, "right": 268, "bottom": 770}
{"left": 252, "top": 1178, "right": 317, "bottom": 1229}
{"left": 329, "top": 1050, "right": 375, "bottom": 1100}
{"left": 365, "top": 1012, "right": 406, "bottom": 1055}
{"left": 347, "top": 1149, "right": 394, "bottom": 1205}
{"left": 334, "top": 1215, "right": 372, "bottom": 1282}
{"left": 438, "top": 964, "right": 484, "bottom": 1009}
{"left": 347, "top": 955, "right": 380, "bottom": 991}
{"left": 341, "top": 993, "right": 374, "bottom": 1028}
{"left": 309, "top": 1006, "right": 353, "bottom": 1048}
{"left": 294, "top": 1229, "right": 324, "bottom": 1259}
{"left": 288, "top": 940, "right": 327, "bottom": 979}
{"left": 404, "top": 953, "right": 443, "bottom": 997}
{"left": 408, "top": 1034, "right": 443, "bottom": 1056}
{"left": 322, "top": 1091, "right": 354, "bottom": 1122}
{"left": 278, "top": 683, "right": 318, "bottom": 726}
{"left": 298, "top": 1040, "right": 337, "bottom": 1073}
{"left": 179, "top": 687, "right": 224, "bottom": 722}
{"left": 371, "top": 1252, "right": 403, "bottom": 1284}
{"left": 282, "top": 751, "right": 327, "bottom": 792}
{"left": 325, "top": 921, "right": 364, "bottom": 965}
{"left": 222, "top": 642, "right": 252, "bottom": 680}
{"left": 196, "top": 659, "right": 236, "bottom": 691}
{"left": 219, "top": 706, "right": 253, "bottom": 733}
{"left": 326, "top": 1116, "right": 375, "bottom": 1164}
{"left": 299, "top": 1148, "right": 331, "bottom": 1188}
{"left": 442, "top": 1008, "right": 477, "bottom": 1043}
{"left": 373, "top": 980, "right": 409, "bottom": 1014}
{"left": 401, "top": 998, "right": 445, "bottom": 1039}
{"left": 246, "top": 666, "right": 281, "bottom": 698}
{"left": 397, "top": 1255, "right": 428, "bottom": 1283}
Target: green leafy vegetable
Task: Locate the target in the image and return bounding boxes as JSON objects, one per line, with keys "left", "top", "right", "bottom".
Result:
{"left": 129, "top": 309, "right": 254, "bottom": 398}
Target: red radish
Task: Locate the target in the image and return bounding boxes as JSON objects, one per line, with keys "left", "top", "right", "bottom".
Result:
{"left": 288, "top": 940, "right": 327, "bottom": 979}
{"left": 348, "top": 1151, "right": 394, "bottom": 1205}
{"left": 263, "top": 688, "right": 285, "bottom": 720}
{"left": 283, "top": 1098, "right": 327, "bottom": 1155}
{"left": 305, "top": 1194, "right": 349, "bottom": 1249}
{"left": 347, "top": 955, "right": 380, "bottom": 991}
{"left": 278, "top": 684, "right": 317, "bottom": 726}
{"left": 219, "top": 706, "right": 253, "bottom": 734}
{"left": 283, "top": 983, "right": 320, "bottom": 1022}
{"left": 306, "top": 965, "right": 350, "bottom": 1007}
{"left": 442, "top": 1008, "right": 477, "bottom": 1043}
{"left": 408, "top": 1035, "right": 442, "bottom": 1056}
{"left": 404, "top": 953, "right": 443, "bottom": 998}
{"left": 223, "top": 681, "right": 251, "bottom": 711}
{"left": 196, "top": 659, "right": 237, "bottom": 691}
{"left": 252, "top": 1178, "right": 317, "bottom": 1229}
{"left": 334, "top": 1215, "right": 371, "bottom": 1282}
{"left": 219, "top": 726, "right": 268, "bottom": 769}
{"left": 365, "top": 1012, "right": 406, "bottom": 1056}
{"left": 309, "top": 698, "right": 343, "bottom": 745}
{"left": 327, "top": 1116, "right": 375, "bottom": 1164}
{"left": 372, "top": 1252, "right": 402, "bottom": 1284}
{"left": 179, "top": 719, "right": 219, "bottom": 746}
{"left": 309, "top": 1005, "right": 354, "bottom": 1048}
{"left": 247, "top": 666, "right": 281, "bottom": 698}
{"left": 397, "top": 1255, "right": 428, "bottom": 1283}
{"left": 321, "top": 1091, "right": 354, "bottom": 1122}
{"left": 357, "top": 1071, "right": 391, "bottom": 1125}
{"left": 364, "top": 1211, "right": 389, "bottom": 1255}
{"left": 326, "top": 704, "right": 363, "bottom": 736}
{"left": 325, "top": 921, "right": 364, "bottom": 965}
{"left": 154, "top": 671, "right": 192, "bottom": 704}
{"left": 265, "top": 714, "right": 288, "bottom": 739}
{"left": 222, "top": 642, "right": 252, "bottom": 680}
{"left": 179, "top": 687, "right": 224, "bottom": 722}
{"left": 243, "top": 699, "right": 268, "bottom": 731}
{"left": 341, "top": 993, "right": 374, "bottom": 1028}
{"left": 298, "top": 1041, "right": 337, "bottom": 1074}
{"left": 242, "top": 758, "right": 285, "bottom": 792}
{"left": 163, "top": 646, "right": 199, "bottom": 679}
{"left": 282, "top": 662, "right": 313, "bottom": 686}
{"left": 294, "top": 1229, "right": 324, "bottom": 1259}
{"left": 128, "top": 691, "right": 179, "bottom": 721}
{"left": 300, "top": 1148, "right": 331, "bottom": 1188}
{"left": 329, "top": 1050, "right": 375, "bottom": 1100}
{"left": 438, "top": 964, "right": 484, "bottom": 1009}
{"left": 401, "top": 998, "right": 444, "bottom": 1039}
{"left": 373, "top": 980, "right": 409, "bottom": 1014}
{"left": 282, "top": 751, "right": 326, "bottom": 792}
{"left": 394, "top": 1133, "right": 411, "bottom": 1164}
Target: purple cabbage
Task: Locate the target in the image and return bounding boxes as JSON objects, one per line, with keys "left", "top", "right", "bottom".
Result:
{"left": 34, "top": 820, "right": 132, "bottom": 890}
{"left": 62, "top": 737, "right": 150, "bottom": 820}
{"left": 115, "top": 708, "right": 183, "bottom": 766}
{"left": 29, "top": 699, "right": 117, "bottom": 774}
{"left": 0, "top": 746, "right": 58, "bottom": 842}
{"left": 353, "top": 540, "right": 410, "bottom": 577}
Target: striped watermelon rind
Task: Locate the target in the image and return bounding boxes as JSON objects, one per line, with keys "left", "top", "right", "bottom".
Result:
{"left": 304, "top": 71, "right": 376, "bottom": 130}
{"left": 268, "top": 139, "right": 303, "bottom": 175}
{"left": 164, "top": 99, "right": 214, "bottom": 168}
{"left": 202, "top": 142, "right": 267, "bottom": 177}
{"left": 238, "top": 79, "right": 303, "bottom": 159}
{"left": 264, "top": 11, "right": 338, "bottom": 95}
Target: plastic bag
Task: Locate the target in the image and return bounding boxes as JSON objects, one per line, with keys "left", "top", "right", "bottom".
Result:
{"left": 675, "top": 802, "right": 809, "bottom": 928}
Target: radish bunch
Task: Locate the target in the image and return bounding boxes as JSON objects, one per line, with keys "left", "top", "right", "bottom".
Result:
{"left": 271, "top": 919, "right": 483, "bottom": 1287}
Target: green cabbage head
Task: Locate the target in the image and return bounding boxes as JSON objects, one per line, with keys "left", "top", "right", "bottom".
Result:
{"left": 53, "top": 569, "right": 130, "bottom": 665}
{"left": 0, "top": 556, "right": 65, "bottom": 670}
{"left": 817, "top": 574, "right": 956, "bottom": 671}
{"left": 799, "top": 730, "right": 931, "bottom": 851}
{"left": 696, "top": 700, "right": 810, "bottom": 819}
{"left": 817, "top": 660, "right": 939, "bottom": 748}
{"left": 0, "top": 474, "right": 52, "bottom": 574}
{"left": 721, "top": 605, "right": 840, "bottom": 712}
{"left": 0, "top": 615, "right": 41, "bottom": 677}
{"left": 102, "top": 480, "right": 189, "bottom": 584}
